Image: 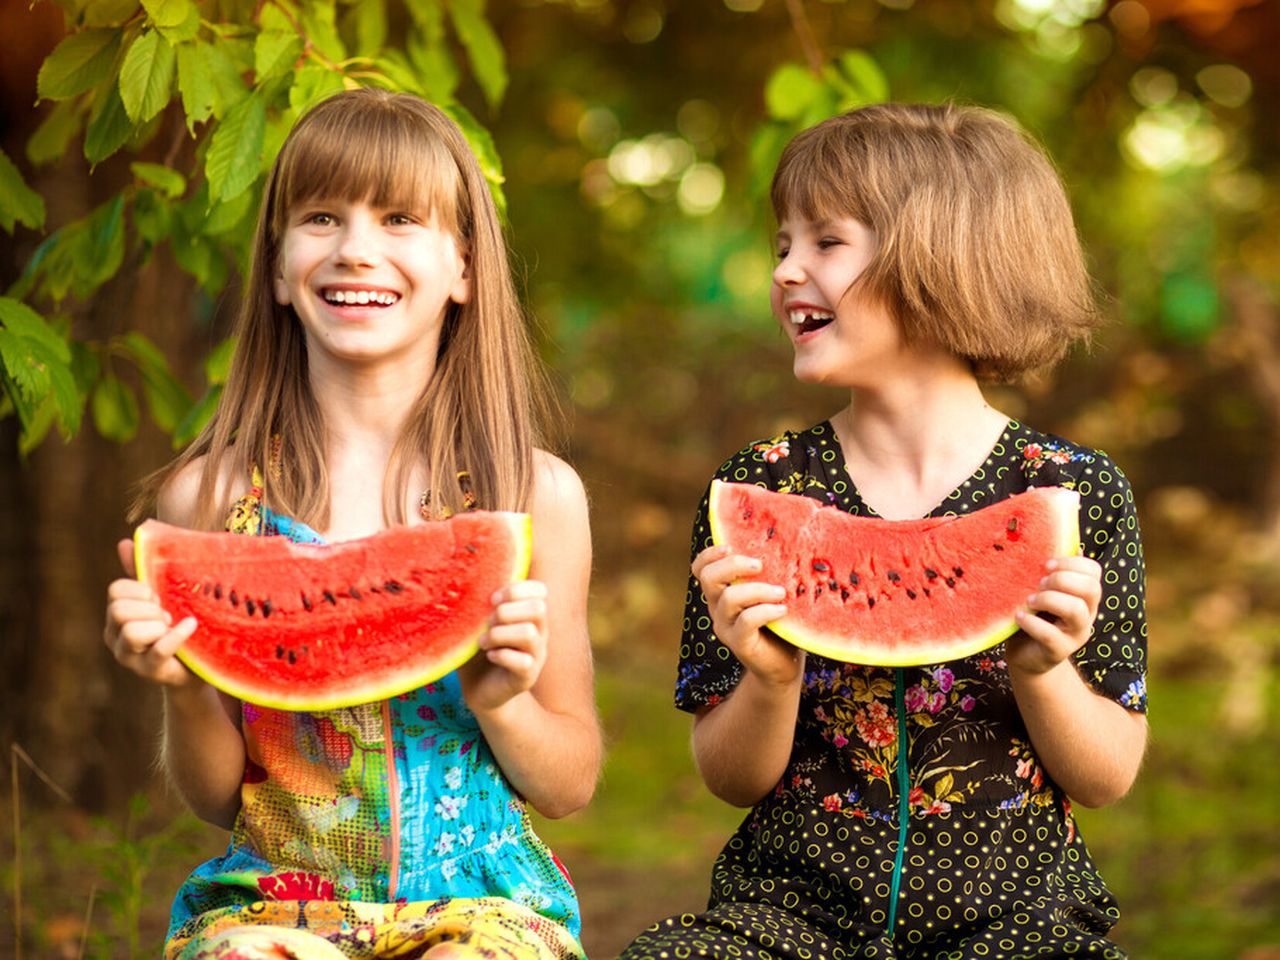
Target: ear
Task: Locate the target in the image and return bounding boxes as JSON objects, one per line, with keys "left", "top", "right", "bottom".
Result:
{"left": 273, "top": 268, "right": 291, "bottom": 306}
{"left": 449, "top": 247, "right": 472, "bottom": 305}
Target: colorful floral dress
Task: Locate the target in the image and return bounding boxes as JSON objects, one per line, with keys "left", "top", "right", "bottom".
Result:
{"left": 165, "top": 474, "right": 584, "bottom": 960}
{"left": 622, "top": 420, "right": 1147, "bottom": 960}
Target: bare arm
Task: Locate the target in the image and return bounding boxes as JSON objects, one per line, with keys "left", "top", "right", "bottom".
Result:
{"left": 460, "top": 453, "right": 602, "bottom": 818}
{"left": 103, "top": 460, "right": 246, "bottom": 828}
{"left": 686, "top": 545, "right": 805, "bottom": 807}
{"left": 1008, "top": 556, "right": 1148, "bottom": 807}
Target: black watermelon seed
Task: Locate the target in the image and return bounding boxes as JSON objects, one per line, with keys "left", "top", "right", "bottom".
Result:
{"left": 1007, "top": 517, "right": 1019, "bottom": 532}
{"left": 323, "top": 590, "right": 337, "bottom": 605}
{"left": 813, "top": 560, "right": 829, "bottom": 572}
{"left": 384, "top": 580, "right": 404, "bottom": 593}
{"left": 245, "top": 599, "right": 256, "bottom": 616}
{"left": 850, "top": 571, "right": 860, "bottom": 586}
{"left": 796, "top": 584, "right": 806, "bottom": 596}
{"left": 275, "top": 645, "right": 284, "bottom": 659}
{"left": 840, "top": 587, "right": 849, "bottom": 601}
{"left": 742, "top": 507, "right": 753, "bottom": 519}
{"left": 465, "top": 543, "right": 478, "bottom": 554}
{"left": 369, "top": 585, "right": 381, "bottom": 594}
{"left": 301, "top": 593, "right": 312, "bottom": 611}
{"left": 202, "top": 582, "right": 212, "bottom": 595}
{"left": 993, "top": 543, "right": 1005, "bottom": 552}
{"left": 287, "top": 650, "right": 297, "bottom": 664}
{"left": 815, "top": 585, "right": 824, "bottom": 598}
{"left": 907, "top": 589, "right": 917, "bottom": 599}
{"left": 924, "top": 568, "right": 939, "bottom": 580}
{"left": 767, "top": 526, "right": 776, "bottom": 539}
{"left": 214, "top": 583, "right": 223, "bottom": 600}
{"left": 349, "top": 587, "right": 362, "bottom": 600}
{"left": 945, "top": 577, "right": 956, "bottom": 588}
{"left": 230, "top": 589, "right": 239, "bottom": 607}
{"left": 867, "top": 597, "right": 876, "bottom": 609}
{"left": 261, "top": 600, "right": 272, "bottom": 618}
{"left": 923, "top": 587, "right": 931, "bottom": 597}
{"left": 953, "top": 566, "right": 964, "bottom": 578}
{"left": 828, "top": 579, "right": 838, "bottom": 592}
{"left": 887, "top": 571, "right": 901, "bottom": 583}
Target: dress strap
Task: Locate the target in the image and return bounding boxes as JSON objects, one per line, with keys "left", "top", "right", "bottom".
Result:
{"left": 418, "top": 471, "right": 479, "bottom": 520}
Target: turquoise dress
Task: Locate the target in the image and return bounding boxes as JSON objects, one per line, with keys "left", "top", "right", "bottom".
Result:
{"left": 165, "top": 489, "right": 582, "bottom": 960}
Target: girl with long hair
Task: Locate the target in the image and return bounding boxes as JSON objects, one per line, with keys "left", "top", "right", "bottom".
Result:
{"left": 104, "top": 87, "right": 601, "bottom": 960}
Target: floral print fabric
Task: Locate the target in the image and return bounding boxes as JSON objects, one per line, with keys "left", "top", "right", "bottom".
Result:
{"left": 623, "top": 420, "right": 1146, "bottom": 959}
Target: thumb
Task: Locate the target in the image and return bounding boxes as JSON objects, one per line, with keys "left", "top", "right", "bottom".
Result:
{"left": 117, "top": 538, "right": 137, "bottom": 579}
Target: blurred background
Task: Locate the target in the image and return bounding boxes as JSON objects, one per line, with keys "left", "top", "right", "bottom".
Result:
{"left": 1, "top": 0, "right": 1278, "bottom": 957}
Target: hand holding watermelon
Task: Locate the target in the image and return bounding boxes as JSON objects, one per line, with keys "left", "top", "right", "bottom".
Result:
{"left": 459, "top": 579, "right": 552, "bottom": 714}
{"left": 104, "top": 537, "right": 202, "bottom": 689}
{"left": 691, "top": 543, "right": 805, "bottom": 688}
{"left": 1009, "top": 554, "right": 1104, "bottom": 675}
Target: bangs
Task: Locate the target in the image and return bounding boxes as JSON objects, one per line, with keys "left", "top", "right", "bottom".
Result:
{"left": 771, "top": 135, "right": 870, "bottom": 226}
{"left": 273, "top": 97, "right": 461, "bottom": 236}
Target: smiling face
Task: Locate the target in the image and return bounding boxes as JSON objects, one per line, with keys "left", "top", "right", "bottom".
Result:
{"left": 273, "top": 198, "right": 471, "bottom": 371}
{"left": 771, "top": 215, "right": 907, "bottom": 387}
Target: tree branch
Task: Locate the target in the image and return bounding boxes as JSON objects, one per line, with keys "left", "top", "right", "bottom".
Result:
{"left": 783, "top": 0, "right": 826, "bottom": 74}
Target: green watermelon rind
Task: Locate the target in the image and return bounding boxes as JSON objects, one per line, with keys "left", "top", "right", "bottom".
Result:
{"left": 707, "top": 480, "right": 1082, "bottom": 667}
{"left": 134, "top": 513, "right": 533, "bottom": 711}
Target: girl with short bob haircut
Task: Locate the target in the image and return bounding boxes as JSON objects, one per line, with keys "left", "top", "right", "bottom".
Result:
{"left": 624, "top": 102, "right": 1147, "bottom": 959}
{"left": 106, "top": 88, "right": 601, "bottom": 960}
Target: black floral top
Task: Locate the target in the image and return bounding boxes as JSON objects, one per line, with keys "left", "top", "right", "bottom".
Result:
{"left": 677, "top": 419, "right": 1147, "bottom": 819}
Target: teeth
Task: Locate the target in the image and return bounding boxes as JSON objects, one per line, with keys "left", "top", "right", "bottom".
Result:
{"left": 323, "top": 289, "right": 399, "bottom": 306}
{"left": 788, "top": 308, "right": 835, "bottom": 325}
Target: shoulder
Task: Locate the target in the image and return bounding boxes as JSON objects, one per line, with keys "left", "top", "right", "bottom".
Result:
{"left": 530, "top": 449, "right": 589, "bottom": 524}
{"left": 155, "top": 455, "right": 242, "bottom": 529}
{"left": 708, "top": 421, "right": 837, "bottom": 496}
{"left": 1013, "top": 425, "right": 1133, "bottom": 496}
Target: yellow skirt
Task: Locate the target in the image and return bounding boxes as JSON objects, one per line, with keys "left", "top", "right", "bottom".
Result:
{"left": 166, "top": 897, "right": 586, "bottom": 960}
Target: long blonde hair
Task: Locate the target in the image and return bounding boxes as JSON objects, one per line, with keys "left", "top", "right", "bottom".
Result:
{"left": 771, "top": 102, "right": 1101, "bottom": 383}
{"left": 136, "top": 88, "right": 554, "bottom": 530}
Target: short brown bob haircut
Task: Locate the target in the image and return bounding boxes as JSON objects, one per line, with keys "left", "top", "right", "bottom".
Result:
{"left": 771, "top": 102, "right": 1101, "bottom": 383}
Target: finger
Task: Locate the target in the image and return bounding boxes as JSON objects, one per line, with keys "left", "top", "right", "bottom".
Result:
{"left": 118, "top": 538, "right": 138, "bottom": 579}
{"left": 107, "top": 578, "right": 159, "bottom": 603}
{"left": 492, "top": 579, "right": 548, "bottom": 605}
{"left": 1013, "top": 608, "right": 1074, "bottom": 650}
{"left": 492, "top": 598, "right": 547, "bottom": 625}
{"left": 1044, "top": 555, "right": 1102, "bottom": 578}
{"left": 733, "top": 603, "right": 789, "bottom": 634}
{"left": 148, "top": 617, "right": 199, "bottom": 662}
{"left": 719, "top": 581, "right": 789, "bottom": 618}
{"left": 119, "top": 619, "right": 170, "bottom": 653}
{"left": 1027, "top": 590, "right": 1092, "bottom": 628}
{"left": 701, "top": 554, "right": 766, "bottom": 590}
{"left": 108, "top": 597, "right": 170, "bottom": 626}
{"left": 1037, "top": 569, "right": 1102, "bottom": 604}
{"left": 691, "top": 544, "right": 732, "bottom": 578}
{"left": 484, "top": 647, "right": 539, "bottom": 678}
{"left": 484, "top": 622, "right": 542, "bottom": 649}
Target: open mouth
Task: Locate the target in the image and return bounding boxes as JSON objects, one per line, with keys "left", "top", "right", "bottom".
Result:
{"left": 321, "top": 288, "right": 400, "bottom": 307}
{"left": 788, "top": 307, "right": 835, "bottom": 336}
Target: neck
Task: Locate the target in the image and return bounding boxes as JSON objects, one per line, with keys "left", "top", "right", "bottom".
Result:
{"left": 306, "top": 348, "right": 436, "bottom": 456}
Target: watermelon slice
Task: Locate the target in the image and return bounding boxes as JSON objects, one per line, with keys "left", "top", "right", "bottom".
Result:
{"left": 708, "top": 481, "right": 1080, "bottom": 666}
{"left": 134, "top": 512, "right": 532, "bottom": 710}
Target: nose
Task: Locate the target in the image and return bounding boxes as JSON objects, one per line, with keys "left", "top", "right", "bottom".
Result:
{"left": 334, "top": 212, "right": 381, "bottom": 267}
{"left": 773, "top": 252, "right": 804, "bottom": 287}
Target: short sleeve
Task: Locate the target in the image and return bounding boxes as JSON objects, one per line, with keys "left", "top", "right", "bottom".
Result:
{"left": 1070, "top": 454, "right": 1147, "bottom": 712}
{"left": 674, "top": 467, "right": 746, "bottom": 713}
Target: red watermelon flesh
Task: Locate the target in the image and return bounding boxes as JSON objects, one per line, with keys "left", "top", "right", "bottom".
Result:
{"left": 708, "top": 481, "right": 1080, "bottom": 666}
{"left": 134, "top": 512, "right": 531, "bottom": 710}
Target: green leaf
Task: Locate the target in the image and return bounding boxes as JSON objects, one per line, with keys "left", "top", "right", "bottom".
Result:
{"left": 27, "top": 100, "right": 85, "bottom": 167}
{"left": 205, "top": 91, "right": 265, "bottom": 204}
{"left": 202, "top": 186, "right": 254, "bottom": 236}
{"left": 407, "top": 25, "right": 459, "bottom": 103}
{"left": 156, "top": 0, "right": 201, "bottom": 43}
{"left": 30, "top": 338, "right": 82, "bottom": 436}
{"left": 0, "top": 330, "right": 46, "bottom": 419}
{"left": 69, "top": 340, "right": 102, "bottom": 397}
{"left": 372, "top": 50, "right": 428, "bottom": 96}
{"left": 349, "top": 0, "right": 386, "bottom": 55}
{"left": 172, "top": 382, "right": 221, "bottom": 447}
{"left": 0, "top": 298, "right": 70, "bottom": 364}
{"left": 130, "top": 161, "right": 185, "bottom": 198}
{"left": 132, "top": 187, "right": 172, "bottom": 246}
{"left": 37, "top": 29, "right": 121, "bottom": 101}
{"left": 204, "top": 336, "right": 235, "bottom": 385}
{"left": 287, "top": 62, "right": 346, "bottom": 115}
{"left": 120, "top": 30, "right": 177, "bottom": 124}
{"left": 18, "top": 396, "right": 58, "bottom": 455}
{"left": 85, "top": 82, "right": 133, "bottom": 166}
{"left": 302, "top": 0, "right": 346, "bottom": 61}
{"left": 141, "top": 0, "right": 191, "bottom": 28}
{"left": 82, "top": 195, "right": 127, "bottom": 288}
{"left": 82, "top": 0, "right": 143, "bottom": 28}
{"left": 120, "top": 331, "right": 193, "bottom": 432}
{"left": 441, "top": 101, "right": 506, "bottom": 215}
{"left": 764, "top": 63, "right": 823, "bottom": 122}
{"left": 175, "top": 41, "right": 216, "bottom": 130}
{"left": 254, "top": 29, "right": 303, "bottom": 82}
{"left": 836, "top": 49, "right": 888, "bottom": 105}
{"left": 91, "top": 375, "right": 140, "bottom": 442}
{"left": 0, "top": 150, "right": 46, "bottom": 234}
{"left": 447, "top": 0, "right": 507, "bottom": 110}
{"left": 206, "top": 40, "right": 252, "bottom": 119}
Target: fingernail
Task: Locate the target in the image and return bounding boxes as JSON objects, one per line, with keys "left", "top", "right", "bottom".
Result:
{"left": 180, "top": 617, "right": 197, "bottom": 631}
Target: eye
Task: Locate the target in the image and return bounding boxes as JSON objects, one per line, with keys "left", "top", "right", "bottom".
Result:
{"left": 302, "top": 211, "right": 335, "bottom": 227}
{"left": 817, "top": 237, "right": 843, "bottom": 250}
{"left": 386, "top": 212, "right": 418, "bottom": 226}
{"left": 775, "top": 246, "right": 791, "bottom": 261}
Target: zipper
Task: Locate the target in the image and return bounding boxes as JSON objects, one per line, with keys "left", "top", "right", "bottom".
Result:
{"left": 381, "top": 700, "right": 402, "bottom": 901}
{"left": 886, "top": 667, "right": 909, "bottom": 937}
